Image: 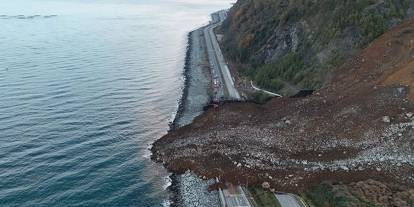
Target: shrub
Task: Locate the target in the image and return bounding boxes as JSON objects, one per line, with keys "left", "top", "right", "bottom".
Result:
{"left": 251, "top": 92, "right": 272, "bottom": 104}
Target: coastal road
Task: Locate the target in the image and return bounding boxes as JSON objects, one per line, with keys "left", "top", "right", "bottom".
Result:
{"left": 221, "top": 185, "right": 252, "bottom": 207}
{"left": 204, "top": 10, "right": 241, "bottom": 100}
{"left": 275, "top": 193, "right": 305, "bottom": 207}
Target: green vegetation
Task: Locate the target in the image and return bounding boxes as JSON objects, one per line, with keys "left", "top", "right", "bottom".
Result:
{"left": 251, "top": 91, "right": 272, "bottom": 104}
{"left": 252, "top": 52, "right": 306, "bottom": 92}
{"left": 306, "top": 183, "right": 379, "bottom": 207}
{"left": 249, "top": 188, "right": 281, "bottom": 207}
{"left": 221, "top": 0, "right": 412, "bottom": 94}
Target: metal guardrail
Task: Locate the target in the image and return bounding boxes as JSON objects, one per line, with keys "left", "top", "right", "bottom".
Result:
{"left": 251, "top": 81, "right": 282, "bottom": 97}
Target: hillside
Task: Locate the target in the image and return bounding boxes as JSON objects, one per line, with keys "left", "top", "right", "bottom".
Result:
{"left": 220, "top": 0, "right": 414, "bottom": 95}
{"left": 152, "top": 18, "right": 414, "bottom": 206}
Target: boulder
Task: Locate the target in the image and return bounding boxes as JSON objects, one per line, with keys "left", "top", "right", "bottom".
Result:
{"left": 262, "top": 182, "right": 270, "bottom": 189}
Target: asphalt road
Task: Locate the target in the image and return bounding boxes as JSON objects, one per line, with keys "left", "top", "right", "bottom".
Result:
{"left": 222, "top": 185, "right": 251, "bottom": 207}
{"left": 275, "top": 194, "right": 303, "bottom": 207}
{"left": 204, "top": 10, "right": 241, "bottom": 101}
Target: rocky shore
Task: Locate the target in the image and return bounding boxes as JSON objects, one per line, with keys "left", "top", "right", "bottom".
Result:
{"left": 170, "top": 29, "right": 212, "bottom": 130}
{"left": 165, "top": 28, "right": 221, "bottom": 206}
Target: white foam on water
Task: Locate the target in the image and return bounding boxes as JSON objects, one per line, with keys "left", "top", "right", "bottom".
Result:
{"left": 142, "top": 144, "right": 153, "bottom": 159}
{"left": 161, "top": 199, "right": 171, "bottom": 207}
{"left": 163, "top": 174, "right": 173, "bottom": 190}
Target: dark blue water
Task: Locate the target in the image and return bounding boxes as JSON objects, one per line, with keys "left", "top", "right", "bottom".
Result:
{"left": 0, "top": 0, "right": 233, "bottom": 206}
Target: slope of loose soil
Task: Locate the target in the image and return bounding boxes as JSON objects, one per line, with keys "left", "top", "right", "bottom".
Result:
{"left": 152, "top": 19, "right": 414, "bottom": 203}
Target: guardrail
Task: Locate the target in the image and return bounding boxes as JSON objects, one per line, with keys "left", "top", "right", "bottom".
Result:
{"left": 251, "top": 81, "right": 282, "bottom": 97}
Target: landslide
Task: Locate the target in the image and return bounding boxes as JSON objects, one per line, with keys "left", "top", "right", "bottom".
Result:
{"left": 152, "top": 19, "right": 414, "bottom": 197}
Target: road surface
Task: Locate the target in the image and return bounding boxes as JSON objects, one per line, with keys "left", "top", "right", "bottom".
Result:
{"left": 221, "top": 185, "right": 252, "bottom": 207}
{"left": 204, "top": 10, "right": 241, "bottom": 100}
{"left": 275, "top": 194, "right": 304, "bottom": 207}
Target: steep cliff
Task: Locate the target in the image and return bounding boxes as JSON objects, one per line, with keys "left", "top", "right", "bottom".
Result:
{"left": 221, "top": 0, "right": 414, "bottom": 94}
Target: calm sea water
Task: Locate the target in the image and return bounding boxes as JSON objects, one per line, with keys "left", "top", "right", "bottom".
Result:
{"left": 0, "top": 0, "right": 233, "bottom": 206}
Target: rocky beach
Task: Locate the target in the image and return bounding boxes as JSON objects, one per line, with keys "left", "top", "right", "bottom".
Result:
{"left": 164, "top": 28, "right": 222, "bottom": 206}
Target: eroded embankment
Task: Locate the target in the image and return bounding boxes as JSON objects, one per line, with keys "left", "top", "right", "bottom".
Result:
{"left": 152, "top": 19, "right": 414, "bottom": 193}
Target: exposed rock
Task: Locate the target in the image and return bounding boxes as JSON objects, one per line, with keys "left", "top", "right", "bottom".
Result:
{"left": 382, "top": 116, "right": 391, "bottom": 123}
{"left": 221, "top": 0, "right": 414, "bottom": 93}
{"left": 262, "top": 182, "right": 270, "bottom": 189}
{"left": 340, "top": 166, "right": 349, "bottom": 171}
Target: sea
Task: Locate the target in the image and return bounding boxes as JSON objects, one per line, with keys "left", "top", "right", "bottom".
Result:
{"left": 0, "top": 0, "right": 233, "bottom": 206}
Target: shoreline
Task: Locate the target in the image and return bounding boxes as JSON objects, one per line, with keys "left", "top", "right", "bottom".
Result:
{"left": 163, "top": 28, "right": 218, "bottom": 206}
{"left": 166, "top": 31, "right": 194, "bottom": 207}
{"left": 169, "top": 32, "right": 193, "bottom": 131}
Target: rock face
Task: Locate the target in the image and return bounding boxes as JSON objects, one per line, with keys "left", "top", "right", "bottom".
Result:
{"left": 220, "top": 0, "right": 414, "bottom": 92}
{"left": 152, "top": 19, "right": 414, "bottom": 194}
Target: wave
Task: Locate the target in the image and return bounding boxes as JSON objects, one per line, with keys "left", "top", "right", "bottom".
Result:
{"left": 142, "top": 144, "right": 153, "bottom": 159}
{"left": 163, "top": 174, "right": 173, "bottom": 190}
{"left": 161, "top": 199, "right": 171, "bottom": 207}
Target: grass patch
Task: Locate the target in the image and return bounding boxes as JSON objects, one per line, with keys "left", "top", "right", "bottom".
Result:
{"left": 306, "top": 183, "right": 379, "bottom": 207}
{"left": 250, "top": 91, "right": 272, "bottom": 104}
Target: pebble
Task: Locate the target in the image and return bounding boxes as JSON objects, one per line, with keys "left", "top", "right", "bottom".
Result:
{"left": 179, "top": 172, "right": 220, "bottom": 206}
{"left": 340, "top": 166, "right": 349, "bottom": 171}
{"left": 262, "top": 182, "right": 270, "bottom": 189}
{"left": 382, "top": 116, "right": 391, "bottom": 123}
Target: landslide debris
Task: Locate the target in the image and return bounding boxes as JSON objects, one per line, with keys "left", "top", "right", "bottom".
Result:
{"left": 152, "top": 19, "right": 414, "bottom": 204}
